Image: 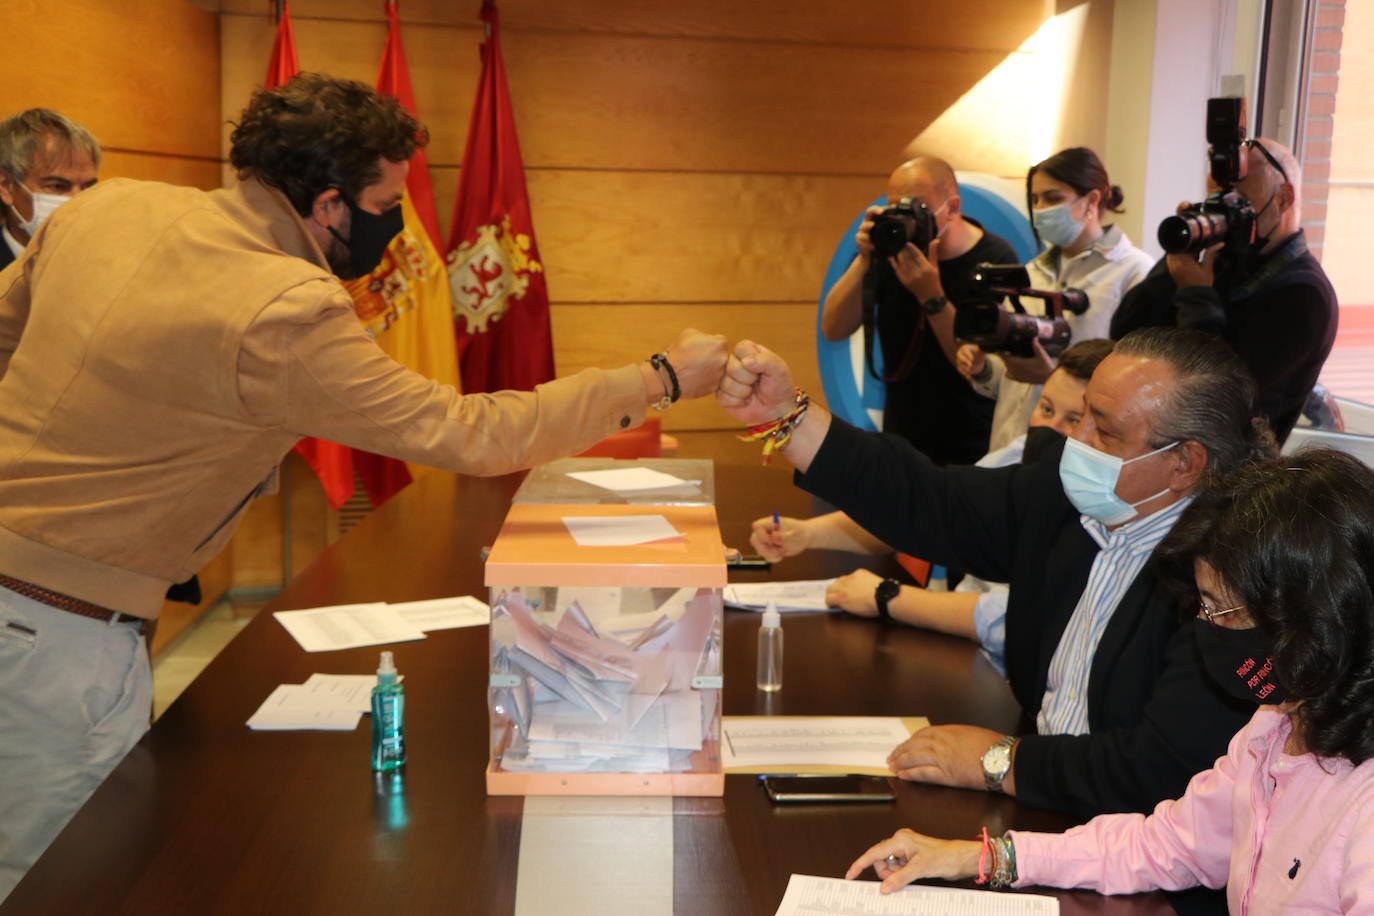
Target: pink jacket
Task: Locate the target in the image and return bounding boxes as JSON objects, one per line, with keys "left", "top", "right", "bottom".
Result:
{"left": 1012, "top": 707, "right": 1374, "bottom": 914}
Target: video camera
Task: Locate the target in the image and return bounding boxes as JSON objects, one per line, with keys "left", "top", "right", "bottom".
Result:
{"left": 869, "top": 197, "right": 937, "bottom": 259}
{"left": 1156, "top": 97, "right": 1255, "bottom": 273}
{"left": 955, "top": 264, "right": 1089, "bottom": 359}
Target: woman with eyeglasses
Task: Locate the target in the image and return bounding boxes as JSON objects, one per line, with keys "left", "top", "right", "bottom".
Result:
{"left": 845, "top": 447, "right": 1374, "bottom": 913}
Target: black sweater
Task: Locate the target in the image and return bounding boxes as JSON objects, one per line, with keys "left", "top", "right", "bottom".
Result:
{"left": 1108, "top": 231, "right": 1338, "bottom": 441}
{"left": 797, "top": 419, "right": 1253, "bottom": 820}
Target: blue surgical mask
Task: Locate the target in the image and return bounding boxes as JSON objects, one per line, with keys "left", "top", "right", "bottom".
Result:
{"left": 1058, "top": 437, "right": 1179, "bottom": 525}
{"left": 1032, "top": 200, "right": 1084, "bottom": 249}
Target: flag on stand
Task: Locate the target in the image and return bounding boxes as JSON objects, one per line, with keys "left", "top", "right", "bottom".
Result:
{"left": 445, "top": 0, "right": 555, "bottom": 394}
{"left": 264, "top": 0, "right": 299, "bottom": 88}
{"left": 275, "top": 0, "right": 462, "bottom": 509}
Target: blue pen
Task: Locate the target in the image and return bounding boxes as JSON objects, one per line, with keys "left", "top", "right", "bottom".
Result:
{"left": 772, "top": 511, "right": 781, "bottom": 530}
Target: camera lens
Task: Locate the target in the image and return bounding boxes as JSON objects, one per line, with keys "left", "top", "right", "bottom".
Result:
{"left": 1158, "top": 209, "right": 1229, "bottom": 255}
{"left": 870, "top": 216, "right": 909, "bottom": 258}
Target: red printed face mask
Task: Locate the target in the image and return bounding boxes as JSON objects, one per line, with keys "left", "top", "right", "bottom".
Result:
{"left": 1192, "top": 618, "right": 1286, "bottom": 705}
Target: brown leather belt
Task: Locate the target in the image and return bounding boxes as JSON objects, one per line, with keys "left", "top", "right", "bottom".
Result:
{"left": 0, "top": 573, "right": 150, "bottom": 635}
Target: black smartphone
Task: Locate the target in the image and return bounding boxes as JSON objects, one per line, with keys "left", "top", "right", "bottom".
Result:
{"left": 762, "top": 774, "right": 895, "bottom": 804}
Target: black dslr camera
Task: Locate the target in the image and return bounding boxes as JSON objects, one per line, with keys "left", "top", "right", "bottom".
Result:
{"left": 869, "top": 197, "right": 937, "bottom": 258}
{"left": 1156, "top": 97, "right": 1254, "bottom": 276}
{"left": 955, "top": 264, "right": 1089, "bottom": 359}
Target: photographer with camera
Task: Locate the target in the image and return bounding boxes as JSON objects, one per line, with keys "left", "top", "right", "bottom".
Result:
{"left": 821, "top": 156, "right": 1017, "bottom": 465}
{"left": 1109, "top": 118, "right": 1337, "bottom": 442}
{"left": 718, "top": 327, "right": 1273, "bottom": 821}
{"left": 957, "top": 148, "right": 1152, "bottom": 451}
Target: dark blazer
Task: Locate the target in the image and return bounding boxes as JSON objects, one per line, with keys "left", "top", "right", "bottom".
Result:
{"left": 0, "top": 237, "right": 15, "bottom": 273}
{"left": 797, "top": 418, "right": 1253, "bottom": 820}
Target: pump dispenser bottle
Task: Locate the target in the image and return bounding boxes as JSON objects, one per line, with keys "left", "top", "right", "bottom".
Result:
{"left": 756, "top": 601, "right": 783, "bottom": 691}
{"left": 371, "top": 650, "right": 406, "bottom": 771}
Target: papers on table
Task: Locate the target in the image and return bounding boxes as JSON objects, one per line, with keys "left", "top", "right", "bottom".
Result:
{"left": 564, "top": 467, "right": 701, "bottom": 496}
{"left": 246, "top": 673, "right": 408, "bottom": 730}
{"left": 721, "top": 716, "right": 919, "bottom": 772}
{"left": 562, "top": 514, "right": 684, "bottom": 547}
{"left": 492, "top": 586, "right": 720, "bottom": 774}
{"left": 724, "top": 580, "right": 836, "bottom": 613}
{"left": 774, "top": 875, "right": 1059, "bottom": 915}
{"left": 273, "top": 595, "right": 490, "bottom": 652}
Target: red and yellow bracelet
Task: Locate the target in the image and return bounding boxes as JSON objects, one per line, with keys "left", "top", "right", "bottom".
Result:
{"left": 737, "top": 388, "right": 809, "bottom": 465}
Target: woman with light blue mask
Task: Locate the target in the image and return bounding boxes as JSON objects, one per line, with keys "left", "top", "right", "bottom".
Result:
{"left": 958, "top": 148, "right": 1154, "bottom": 452}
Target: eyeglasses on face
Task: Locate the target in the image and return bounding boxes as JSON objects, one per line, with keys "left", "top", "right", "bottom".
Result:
{"left": 1197, "top": 600, "right": 1247, "bottom": 627}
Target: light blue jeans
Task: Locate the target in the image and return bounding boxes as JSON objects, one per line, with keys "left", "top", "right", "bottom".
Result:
{"left": 0, "top": 586, "right": 151, "bottom": 902}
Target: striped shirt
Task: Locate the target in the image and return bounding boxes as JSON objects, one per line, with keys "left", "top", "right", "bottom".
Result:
{"left": 1036, "top": 495, "right": 1194, "bottom": 736}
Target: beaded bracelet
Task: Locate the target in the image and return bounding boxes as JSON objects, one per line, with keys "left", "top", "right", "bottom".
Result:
{"left": 737, "top": 387, "right": 809, "bottom": 465}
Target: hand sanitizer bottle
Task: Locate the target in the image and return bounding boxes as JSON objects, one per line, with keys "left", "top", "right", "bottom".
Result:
{"left": 756, "top": 601, "right": 783, "bottom": 692}
{"left": 371, "top": 651, "right": 406, "bottom": 771}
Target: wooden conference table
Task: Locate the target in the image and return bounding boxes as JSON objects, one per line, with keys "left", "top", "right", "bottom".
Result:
{"left": 4, "top": 465, "right": 1171, "bottom": 915}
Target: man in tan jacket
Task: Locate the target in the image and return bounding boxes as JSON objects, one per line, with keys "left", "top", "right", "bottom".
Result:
{"left": 0, "top": 73, "right": 726, "bottom": 899}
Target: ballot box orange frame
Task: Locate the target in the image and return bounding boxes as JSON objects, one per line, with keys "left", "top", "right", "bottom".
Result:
{"left": 484, "top": 502, "right": 727, "bottom": 796}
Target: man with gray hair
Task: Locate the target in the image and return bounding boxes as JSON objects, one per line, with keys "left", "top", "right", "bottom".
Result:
{"left": 1110, "top": 138, "right": 1337, "bottom": 442}
{"left": 716, "top": 326, "right": 1274, "bottom": 825}
{"left": 0, "top": 108, "right": 101, "bottom": 271}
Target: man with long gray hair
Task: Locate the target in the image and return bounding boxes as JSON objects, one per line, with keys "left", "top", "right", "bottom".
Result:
{"left": 717, "top": 326, "right": 1275, "bottom": 828}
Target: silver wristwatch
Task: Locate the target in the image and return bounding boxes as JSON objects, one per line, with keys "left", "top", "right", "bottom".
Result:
{"left": 981, "top": 735, "right": 1017, "bottom": 793}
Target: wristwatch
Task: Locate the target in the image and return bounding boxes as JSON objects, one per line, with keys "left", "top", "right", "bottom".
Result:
{"left": 981, "top": 735, "right": 1018, "bottom": 793}
{"left": 874, "top": 578, "right": 901, "bottom": 621}
{"left": 920, "top": 294, "right": 950, "bottom": 316}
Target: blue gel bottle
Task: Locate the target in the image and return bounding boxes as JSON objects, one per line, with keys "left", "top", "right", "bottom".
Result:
{"left": 371, "top": 651, "right": 406, "bottom": 771}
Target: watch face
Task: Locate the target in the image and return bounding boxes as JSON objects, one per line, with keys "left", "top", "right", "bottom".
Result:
{"left": 876, "top": 579, "right": 901, "bottom": 602}
{"left": 982, "top": 742, "right": 1011, "bottom": 777}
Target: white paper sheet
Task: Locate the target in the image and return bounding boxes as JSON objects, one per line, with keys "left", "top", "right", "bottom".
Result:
{"left": 246, "top": 684, "right": 363, "bottom": 731}
{"left": 389, "top": 595, "right": 490, "bottom": 631}
{"left": 273, "top": 602, "right": 427, "bottom": 652}
{"left": 565, "top": 467, "right": 700, "bottom": 493}
{"left": 301, "top": 673, "right": 405, "bottom": 713}
{"left": 774, "top": 875, "right": 1059, "bottom": 915}
{"left": 724, "top": 580, "right": 837, "bottom": 613}
{"left": 562, "top": 514, "right": 683, "bottom": 547}
{"left": 721, "top": 717, "right": 913, "bottom": 770}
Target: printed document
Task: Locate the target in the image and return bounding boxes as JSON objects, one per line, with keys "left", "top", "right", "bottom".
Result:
{"left": 724, "top": 580, "right": 836, "bottom": 613}
{"left": 721, "top": 717, "right": 916, "bottom": 771}
{"left": 774, "top": 875, "right": 1059, "bottom": 915}
{"left": 273, "top": 602, "right": 427, "bottom": 652}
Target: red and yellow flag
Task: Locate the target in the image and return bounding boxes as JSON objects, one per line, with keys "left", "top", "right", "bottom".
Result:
{"left": 276, "top": 1, "right": 461, "bottom": 509}
{"left": 445, "top": 0, "right": 554, "bottom": 394}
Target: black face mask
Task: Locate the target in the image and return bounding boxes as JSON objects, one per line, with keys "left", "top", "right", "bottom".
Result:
{"left": 1021, "top": 426, "right": 1064, "bottom": 466}
{"left": 1191, "top": 617, "right": 1286, "bottom": 706}
{"left": 326, "top": 192, "right": 404, "bottom": 280}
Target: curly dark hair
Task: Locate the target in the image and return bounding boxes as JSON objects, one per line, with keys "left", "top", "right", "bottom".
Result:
{"left": 1155, "top": 448, "right": 1374, "bottom": 765}
{"left": 229, "top": 72, "right": 427, "bottom": 215}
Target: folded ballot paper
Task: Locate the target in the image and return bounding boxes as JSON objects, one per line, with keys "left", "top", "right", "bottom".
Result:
{"left": 490, "top": 586, "right": 719, "bottom": 774}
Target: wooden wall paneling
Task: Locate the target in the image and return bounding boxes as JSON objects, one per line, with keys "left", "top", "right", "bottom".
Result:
{"left": 217, "top": 0, "right": 1047, "bottom": 54}
{"left": 549, "top": 302, "right": 823, "bottom": 431}
{"left": 98, "top": 151, "right": 224, "bottom": 191}
{"left": 430, "top": 168, "right": 879, "bottom": 303}
{"left": 229, "top": 453, "right": 338, "bottom": 590}
{"left": 223, "top": 13, "right": 1015, "bottom": 179}
{"left": 4, "top": 0, "right": 220, "bottom": 161}
{"left": 152, "top": 547, "right": 234, "bottom": 656}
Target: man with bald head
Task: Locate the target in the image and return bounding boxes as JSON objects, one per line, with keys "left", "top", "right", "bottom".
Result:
{"left": 822, "top": 156, "right": 1017, "bottom": 465}
{"left": 0, "top": 108, "right": 100, "bottom": 271}
{"left": 1110, "top": 137, "right": 1336, "bottom": 441}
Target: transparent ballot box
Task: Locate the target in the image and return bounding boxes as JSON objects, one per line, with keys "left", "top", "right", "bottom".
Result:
{"left": 512, "top": 457, "right": 715, "bottom": 506}
{"left": 484, "top": 503, "right": 725, "bottom": 796}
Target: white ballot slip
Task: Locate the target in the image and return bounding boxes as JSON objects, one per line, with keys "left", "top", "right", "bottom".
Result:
{"left": 246, "top": 684, "right": 363, "bottom": 731}
{"left": 562, "top": 514, "right": 684, "bottom": 547}
{"left": 273, "top": 602, "right": 427, "bottom": 652}
{"left": 721, "top": 717, "right": 914, "bottom": 771}
{"left": 564, "top": 467, "right": 700, "bottom": 493}
{"left": 389, "top": 595, "right": 490, "bottom": 631}
{"left": 724, "top": 580, "right": 837, "bottom": 613}
{"left": 774, "top": 875, "right": 1059, "bottom": 915}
